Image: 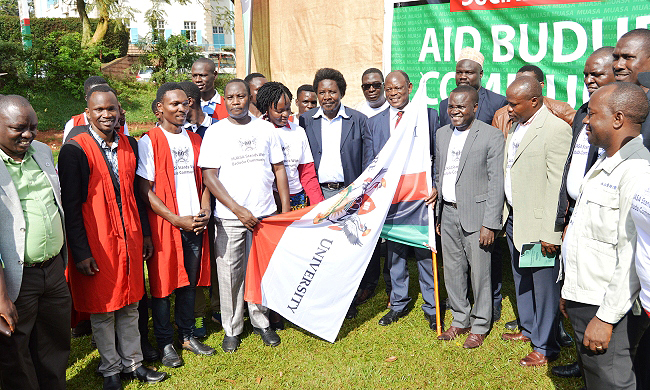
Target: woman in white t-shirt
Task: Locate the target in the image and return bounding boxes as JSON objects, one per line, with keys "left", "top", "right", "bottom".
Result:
{"left": 255, "top": 81, "right": 325, "bottom": 210}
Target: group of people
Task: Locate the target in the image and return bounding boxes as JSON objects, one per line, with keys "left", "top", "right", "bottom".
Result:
{"left": 0, "top": 25, "right": 649, "bottom": 390}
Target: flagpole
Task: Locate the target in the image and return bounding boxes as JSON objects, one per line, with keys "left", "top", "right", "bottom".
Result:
{"left": 431, "top": 251, "right": 441, "bottom": 336}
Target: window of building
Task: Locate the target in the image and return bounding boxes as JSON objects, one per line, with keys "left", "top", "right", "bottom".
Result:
{"left": 155, "top": 20, "right": 165, "bottom": 40}
{"left": 184, "top": 21, "right": 197, "bottom": 43}
{"left": 212, "top": 26, "right": 224, "bottom": 34}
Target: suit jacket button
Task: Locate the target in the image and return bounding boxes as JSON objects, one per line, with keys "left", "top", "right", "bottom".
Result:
{"left": 318, "top": 151, "right": 321, "bottom": 154}
{"left": 20, "top": 227, "right": 26, "bottom": 232}
{"left": 18, "top": 260, "right": 23, "bottom": 265}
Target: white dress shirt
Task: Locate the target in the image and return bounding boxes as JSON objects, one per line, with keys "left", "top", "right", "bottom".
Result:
{"left": 312, "top": 104, "right": 349, "bottom": 183}
{"left": 504, "top": 107, "right": 542, "bottom": 205}
{"left": 389, "top": 104, "right": 408, "bottom": 136}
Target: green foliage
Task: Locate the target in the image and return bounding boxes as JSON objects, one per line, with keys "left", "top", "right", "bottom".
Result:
{"left": 0, "top": 16, "right": 129, "bottom": 60}
{"left": 137, "top": 34, "right": 201, "bottom": 83}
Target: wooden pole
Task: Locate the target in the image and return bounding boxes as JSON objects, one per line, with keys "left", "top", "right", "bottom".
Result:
{"left": 432, "top": 251, "right": 441, "bottom": 336}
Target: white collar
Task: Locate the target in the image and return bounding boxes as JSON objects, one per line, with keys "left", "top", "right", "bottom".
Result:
{"left": 389, "top": 103, "right": 408, "bottom": 119}
{"left": 312, "top": 104, "right": 349, "bottom": 120}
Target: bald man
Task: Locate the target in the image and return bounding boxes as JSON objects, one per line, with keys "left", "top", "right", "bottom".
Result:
{"left": 191, "top": 58, "right": 229, "bottom": 120}
{"left": 561, "top": 82, "right": 650, "bottom": 390}
{"left": 552, "top": 46, "right": 616, "bottom": 379}
{"left": 501, "top": 76, "right": 572, "bottom": 367}
{"left": 0, "top": 95, "right": 71, "bottom": 389}
{"left": 613, "top": 28, "right": 650, "bottom": 150}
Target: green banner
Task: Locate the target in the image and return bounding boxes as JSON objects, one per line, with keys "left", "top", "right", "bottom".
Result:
{"left": 390, "top": 0, "right": 650, "bottom": 108}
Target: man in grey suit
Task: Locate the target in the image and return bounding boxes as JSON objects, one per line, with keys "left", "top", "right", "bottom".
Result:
{"left": 501, "top": 76, "right": 572, "bottom": 367}
{"left": 434, "top": 86, "right": 504, "bottom": 349}
{"left": 0, "top": 95, "right": 71, "bottom": 389}
{"left": 365, "top": 70, "right": 440, "bottom": 330}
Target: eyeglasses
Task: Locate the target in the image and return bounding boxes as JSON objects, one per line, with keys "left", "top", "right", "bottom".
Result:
{"left": 361, "top": 82, "right": 383, "bottom": 91}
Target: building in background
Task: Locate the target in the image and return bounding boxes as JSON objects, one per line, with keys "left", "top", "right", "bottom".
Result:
{"left": 34, "top": 0, "right": 235, "bottom": 52}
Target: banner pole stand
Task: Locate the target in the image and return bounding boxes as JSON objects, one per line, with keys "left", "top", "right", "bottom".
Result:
{"left": 431, "top": 251, "right": 441, "bottom": 336}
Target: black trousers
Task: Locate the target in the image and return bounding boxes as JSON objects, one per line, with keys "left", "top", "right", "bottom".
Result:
{"left": 566, "top": 300, "right": 649, "bottom": 390}
{"left": 0, "top": 255, "right": 71, "bottom": 390}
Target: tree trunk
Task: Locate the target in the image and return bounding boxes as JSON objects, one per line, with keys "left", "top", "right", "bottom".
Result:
{"left": 89, "top": 2, "right": 110, "bottom": 46}
{"left": 76, "top": 0, "right": 92, "bottom": 46}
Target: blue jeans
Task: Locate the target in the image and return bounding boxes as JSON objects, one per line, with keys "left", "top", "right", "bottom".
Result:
{"left": 152, "top": 230, "right": 203, "bottom": 346}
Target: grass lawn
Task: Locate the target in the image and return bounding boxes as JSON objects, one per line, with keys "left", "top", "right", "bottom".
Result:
{"left": 65, "top": 241, "right": 584, "bottom": 389}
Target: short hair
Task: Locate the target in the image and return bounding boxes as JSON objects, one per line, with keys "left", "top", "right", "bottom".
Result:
{"left": 244, "top": 72, "right": 266, "bottom": 83}
{"left": 313, "top": 68, "right": 347, "bottom": 97}
{"left": 84, "top": 76, "right": 108, "bottom": 94}
{"left": 225, "top": 78, "right": 250, "bottom": 96}
{"left": 0, "top": 95, "right": 33, "bottom": 117}
{"left": 86, "top": 84, "right": 117, "bottom": 101}
{"left": 155, "top": 82, "right": 185, "bottom": 102}
{"left": 518, "top": 65, "right": 544, "bottom": 83}
{"left": 362, "top": 68, "right": 384, "bottom": 81}
{"left": 508, "top": 76, "right": 543, "bottom": 100}
{"left": 450, "top": 85, "right": 479, "bottom": 105}
{"left": 387, "top": 70, "right": 410, "bottom": 85}
{"left": 619, "top": 29, "right": 650, "bottom": 57}
{"left": 179, "top": 81, "right": 201, "bottom": 105}
{"left": 151, "top": 99, "right": 159, "bottom": 115}
{"left": 590, "top": 46, "right": 615, "bottom": 59}
{"left": 256, "top": 82, "right": 293, "bottom": 115}
{"left": 603, "top": 82, "right": 650, "bottom": 125}
{"left": 192, "top": 57, "right": 215, "bottom": 72}
{"left": 297, "top": 84, "right": 314, "bottom": 97}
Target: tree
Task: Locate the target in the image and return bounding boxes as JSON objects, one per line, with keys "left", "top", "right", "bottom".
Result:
{"left": 75, "top": 0, "right": 134, "bottom": 47}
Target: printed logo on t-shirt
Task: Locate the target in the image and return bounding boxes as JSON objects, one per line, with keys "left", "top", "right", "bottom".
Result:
{"left": 239, "top": 137, "right": 257, "bottom": 151}
{"left": 170, "top": 146, "right": 194, "bottom": 176}
{"left": 444, "top": 149, "right": 462, "bottom": 176}
{"left": 172, "top": 147, "right": 191, "bottom": 164}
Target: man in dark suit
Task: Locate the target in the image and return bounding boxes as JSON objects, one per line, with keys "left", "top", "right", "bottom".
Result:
{"left": 0, "top": 95, "right": 71, "bottom": 390}
{"left": 438, "top": 47, "right": 507, "bottom": 129}
{"left": 552, "top": 46, "right": 616, "bottom": 380}
{"left": 300, "top": 68, "right": 370, "bottom": 319}
{"left": 435, "top": 85, "right": 504, "bottom": 349}
{"left": 613, "top": 28, "right": 650, "bottom": 151}
{"left": 364, "top": 70, "right": 440, "bottom": 330}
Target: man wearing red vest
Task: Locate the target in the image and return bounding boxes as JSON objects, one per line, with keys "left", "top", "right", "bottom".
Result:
{"left": 59, "top": 85, "right": 167, "bottom": 390}
{"left": 63, "top": 76, "right": 130, "bottom": 143}
{"left": 191, "top": 58, "right": 229, "bottom": 120}
{"left": 137, "top": 83, "right": 215, "bottom": 368}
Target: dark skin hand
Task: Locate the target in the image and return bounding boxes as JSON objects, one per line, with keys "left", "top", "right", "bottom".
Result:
{"left": 142, "top": 236, "right": 154, "bottom": 261}
{"left": 77, "top": 257, "right": 100, "bottom": 276}
{"left": 540, "top": 241, "right": 558, "bottom": 256}
{"left": 424, "top": 187, "right": 438, "bottom": 207}
{"left": 479, "top": 227, "right": 495, "bottom": 247}
{"left": 559, "top": 297, "right": 568, "bottom": 319}
{"left": 0, "top": 268, "right": 18, "bottom": 334}
{"left": 583, "top": 316, "right": 612, "bottom": 354}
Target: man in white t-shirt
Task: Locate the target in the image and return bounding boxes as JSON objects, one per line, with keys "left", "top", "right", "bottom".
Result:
{"left": 354, "top": 68, "right": 389, "bottom": 118}
{"left": 137, "top": 83, "right": 215, "bottom": 368}
{"left": 199, "top": 79, "right": 290, "bottom": 353}
{"left": 434, "top": 85, "right": 504, "bottom": 349}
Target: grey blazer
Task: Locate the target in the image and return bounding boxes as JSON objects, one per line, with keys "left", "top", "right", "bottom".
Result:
{"left": 0, "top": 141, "right": 67, "bottom": 302}
{"left": 435, "top": 120, "right": 505, "bottom": 233}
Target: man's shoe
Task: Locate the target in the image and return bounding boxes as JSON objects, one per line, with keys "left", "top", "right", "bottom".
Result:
{"left": 182, "top": 337, "right": 215, "bottom": 356}
{"left": 160, "top": 344, "right": 183, "bottom": 368}
{"left": 437, "top": 326, "right": 470, "bottom": 341}
{"left": 463, "top": 333, "right": 486, "bottom": 349}
{"left": 354, "top": 288, "right": 376, "bottom": 306}
{"left": 253, "top": 327, "right": 281, "bottom": 347}
{"left": 222, "top": 335, "right": 241, "bottom": 353}
{"left": 558, "top": 321, "right": 573, "bottom": 347}
{"left": 72, "top": 320, "right": 92, "bottom": 338}
{"left": 123, "top": 366, "right": 168, "bottom": 383}
{"left": 519, "top": 351, "right": 557, "bottom": 367}
{"left": 493, "top": 304, "right": 502, "bottom": 322}
{"left": 141, "top": 339, "right": 160, "bottom": 362}
{"left": 504, "top": 319, "right": 520, "bottom": 331}
{"left": 193, "top": 317, "right": 207, "bottom": 339}
{"left": 501, "top": 332, "right": 531, "bottom": 342}
{"left": 103, "top": 374, "right": 122, "bottom": 390}
{"left": 424, "top": 313, "right": 444, "bottom": 331}
{"left": 378, "top": 309, "right": 407, "bottom": 326}
{"left": 345, "top": 305, "right": 358, "bottom": 319}
{"left": 551, "top": 361, "right": 581, "bottom": 378}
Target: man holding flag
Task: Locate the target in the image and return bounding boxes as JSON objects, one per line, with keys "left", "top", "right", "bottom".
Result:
{"left": 365, "top": 70, "right": 440, "bottom": 330}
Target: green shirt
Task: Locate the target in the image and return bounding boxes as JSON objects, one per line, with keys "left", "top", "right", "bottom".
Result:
{"left": 0, "top": 146, "right": 64, "bottom": 264}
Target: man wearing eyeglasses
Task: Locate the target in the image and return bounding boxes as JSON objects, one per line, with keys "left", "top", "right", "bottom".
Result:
{"left": 355, "top": 68, "right": 389, "bottom": 119}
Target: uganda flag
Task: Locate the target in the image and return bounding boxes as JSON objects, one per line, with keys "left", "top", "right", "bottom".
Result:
{"left": 244, "top": 79, "right": 435, "bottom": 342}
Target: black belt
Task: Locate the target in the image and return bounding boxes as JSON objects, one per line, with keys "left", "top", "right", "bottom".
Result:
{"left": 443, "top": 200, "right": 457, "bottom": 208}
{"left": 24, "top": 252, "right": 60, "bottom": 268}
{"left": 321, "top": 182, "right": 345, "bottom": 190}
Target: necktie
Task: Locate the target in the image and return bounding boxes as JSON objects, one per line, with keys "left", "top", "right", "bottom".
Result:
{"left": 395, "top": 111, "right": 404, "bottom": 129}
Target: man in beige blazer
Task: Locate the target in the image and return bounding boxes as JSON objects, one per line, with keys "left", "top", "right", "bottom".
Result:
{"left": 0, "top": 95, "right": 71, "bottom": 389}
{"left": 500, "top": 77, "right": 572, "bottom": 367}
